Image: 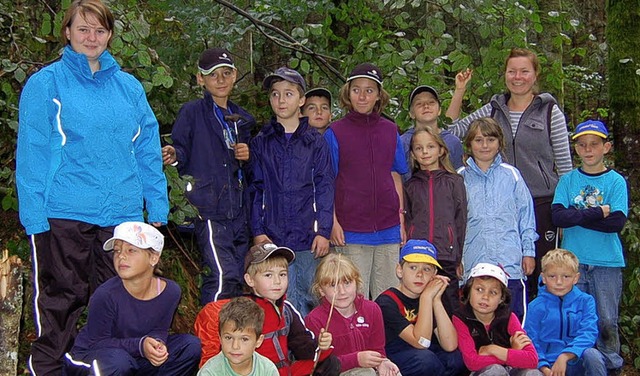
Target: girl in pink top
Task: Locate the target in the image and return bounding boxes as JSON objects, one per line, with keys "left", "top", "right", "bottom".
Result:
{"left": 452, "top": 263, "right": 542, "bottom": 375}
{"left": 305, "top": 253, "right": 400, "bottom": 376}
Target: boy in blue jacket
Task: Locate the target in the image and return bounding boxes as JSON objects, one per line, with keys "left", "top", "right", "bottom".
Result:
{"left": 162, "top": 48, "right": 256, "bottom": 304}
{"left": 525, "top": 249, "right": 606, "bottom": 376}
{"left": 250, "top": 67, "right": 334, "bottom": 317}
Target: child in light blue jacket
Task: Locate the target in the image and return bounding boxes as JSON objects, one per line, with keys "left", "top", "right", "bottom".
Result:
{"left": 458, "top": 117, "right": 538, "bottom": 321}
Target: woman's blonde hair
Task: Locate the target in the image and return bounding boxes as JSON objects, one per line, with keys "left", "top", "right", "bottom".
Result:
{"left": 410, "top": 128, "right": 456, "bottom": 174}
{"left": 61, "top": 0, "right": 115, "bottom": 46}
{"left": 311, "top": 253, "right": 364, "bottom": 298}
{"left": 337, "top": 81, "right": 390, "bottom": 114}
{"left": 463, "top": 117, "right": 507, "bottom": 163}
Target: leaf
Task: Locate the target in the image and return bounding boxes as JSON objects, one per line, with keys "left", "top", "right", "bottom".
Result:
{"left": 138, "top": 50, "right": 152, "bottom": 67}
{"left": 14, "top": 68, "right": 26, "bottom": 83}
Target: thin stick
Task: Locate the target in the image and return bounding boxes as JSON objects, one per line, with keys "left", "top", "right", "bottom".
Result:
{"left": 311, "top": 254, "right": 342, "bottom": 373}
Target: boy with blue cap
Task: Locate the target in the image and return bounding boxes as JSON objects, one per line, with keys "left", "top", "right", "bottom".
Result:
{"left": 551, "top": 120, "right": 628, "bottom": 374}
{"left": 375, "top": 239, "right": 466, "bottom": 376}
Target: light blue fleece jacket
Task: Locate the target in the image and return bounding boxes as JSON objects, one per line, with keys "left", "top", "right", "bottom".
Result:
{"left": 458, "top": 155, "right": 538, "bottom": 280}
{"left": 16, "top": 46, "right": 168, "bottom": 235}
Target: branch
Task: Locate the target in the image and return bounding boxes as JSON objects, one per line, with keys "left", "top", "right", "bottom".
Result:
{"left": 212, "top": 0, "right": 345, "bottom": 82}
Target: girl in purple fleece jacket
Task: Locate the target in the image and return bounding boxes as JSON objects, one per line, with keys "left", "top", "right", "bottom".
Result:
{"left": 305, "top": 253, "right": 400, "bottom": 376}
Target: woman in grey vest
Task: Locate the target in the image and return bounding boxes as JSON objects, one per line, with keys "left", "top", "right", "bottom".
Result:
{"left": 447, "top": 48, "right": 572, "bottom": 302}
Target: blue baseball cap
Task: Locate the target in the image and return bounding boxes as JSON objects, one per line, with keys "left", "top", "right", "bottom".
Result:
{"left": 399, "top": 239, "right": 441, "bottom": 268}
{"left": 572, "top": 120, "right": 608, "bottom": 140}
{"left": 263, "top": 67, "right": 307, "bottom": 92}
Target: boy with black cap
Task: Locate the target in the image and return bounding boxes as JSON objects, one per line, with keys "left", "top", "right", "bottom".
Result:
{"left": 162, "top": 48, "right": 256, "bottom": 304}
{"left": 250, "top": 67, "right": 334, "bottom": 317}
{"left": 375, "top": 239, "right": 465, "bottom": 376}
{"left": 302, "top": 87, "right": 333, "bottom": 134}
{"left": 401, "top": 83, "right": 466, "bottom": 181}
{"left": 551, "top": 120, "right": 628, "bottom": 374}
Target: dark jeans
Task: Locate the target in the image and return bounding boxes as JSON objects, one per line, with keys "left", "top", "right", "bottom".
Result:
{"left": 386, "top": 339, "right": 466, "bottom": 376}
{"left": 63, "top": 334, "right": 201, "bottom": 376}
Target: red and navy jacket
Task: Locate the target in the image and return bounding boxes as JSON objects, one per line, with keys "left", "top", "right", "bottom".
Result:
{"left": 250, "top": 117, "right": 334, "bottom": 251}
{"left": 404, "top": 169, "right": 467, "bottom": 264}
{"left": 170, "top": 91, "right": 255, "bottom": 221}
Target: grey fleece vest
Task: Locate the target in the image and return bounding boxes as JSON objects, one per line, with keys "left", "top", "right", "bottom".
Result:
{"left": 490, "top": 93, "right": 558, "bottom": 198}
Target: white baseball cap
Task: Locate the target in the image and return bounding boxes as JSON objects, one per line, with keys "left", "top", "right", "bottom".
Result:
{"left": 103, "top": 222, "right": 164, "bottom": 255}
{"left": 468, "top": 263, "right": 509, "bottom": 287}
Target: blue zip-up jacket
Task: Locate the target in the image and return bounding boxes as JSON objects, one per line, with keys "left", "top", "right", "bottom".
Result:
{"left": 524, "top": 285, "right": 599, "bottom": 369}
{"left": 458, "top": 155, "right": 538, "bottom": 280}
{"left": 16, "top": 46, "right": 168, "bottom": 235}
{"left": 250, "top": 117, "right": 334, "bottom": 251}
{"left": 170, "top": 92, "right": 255, "bottom": 220}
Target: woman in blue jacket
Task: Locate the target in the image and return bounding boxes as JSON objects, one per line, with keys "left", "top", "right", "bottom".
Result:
{"left": 16, "top": 1, "right": 168, "bottom": 374}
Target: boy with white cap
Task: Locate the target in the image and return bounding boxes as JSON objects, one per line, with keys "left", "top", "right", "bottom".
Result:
{"left": 375, "top": 239, "right": 465, "bottom": 376}
{"left": 162, "top": 47, "right": 256, "bottom": 304}
{"left": 64, "top": 222, "right": 201, "bottom": 375}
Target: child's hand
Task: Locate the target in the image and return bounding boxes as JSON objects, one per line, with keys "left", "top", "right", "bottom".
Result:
{"left": 234, "top": 143, "right": 250, "bottom": 161}
{"left": 143, "top": 337, "right": 169, "bottom": 367}
{"left": 421, "top": 276, "right": 446, "bottom": 301}
{"left": 510, "top": 331, "right": 532, "bottom": 350}
{"left": 318, "top": 328, "right": 332, "bottom": 351}
{"left": 522, "top": 256, "right": 535, "bottom": 276}
{"left": 377, "top": 358, "right": 401, "bottom": 376}
{"left": 254, "top": 234, "right": 272, "bottom": 245}
{"left": 161, "top": 145, "right": 176, "bottom": 165}
{"left": 550, "top": 354, "right": 570, "bottom": 375}
{"left": 330, "top": 220, "right": 346, "bottom": 246}
{"left": 357, "top": 350, "right": 385, "bottom": 368}
{"left": 311, "top": 235, "right": 330, "bottom": 258}
{"left": 455, "top": 69, "right": 473, "bottom": 90}
{"left": 540, "top": 366, "right": 552, "bottom": 376}
{"left": 601, "top": 204, "right": 610, "bottom": 218}
{"left": 456, "top": 263, "right": 463, "bottom": 279}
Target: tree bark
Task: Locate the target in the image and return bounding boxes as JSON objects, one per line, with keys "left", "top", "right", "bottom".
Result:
{"left": 0, "top": 251, "right": 23, "bottom": 376}
{"left": 606, "top": 0, "right": 640, "bottom": 194}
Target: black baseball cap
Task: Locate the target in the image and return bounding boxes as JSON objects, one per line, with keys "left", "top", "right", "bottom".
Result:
{"left": 409, "top": 85, "right": 440, "bottom": 109}
{"left": 198, "top": 48, "right": 235, "bottom": 75}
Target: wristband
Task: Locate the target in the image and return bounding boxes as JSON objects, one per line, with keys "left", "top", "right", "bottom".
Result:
{"left": 418, "top": 336, "right": 431, "bottom": 348}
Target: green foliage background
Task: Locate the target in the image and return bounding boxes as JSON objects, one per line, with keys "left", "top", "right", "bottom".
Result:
{"left": 1, "top": 0, "right": 637, "bottom": 371}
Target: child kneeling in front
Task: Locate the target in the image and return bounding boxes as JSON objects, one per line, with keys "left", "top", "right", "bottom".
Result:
{"left": 453, "top": 263, "right": 542, "bottom": 375}
{"left": 64, "top": 222, "right": 201, "bottom": 375}
{"left": 524, "top": 249, "right": 606, "bottom": 376}
{"left": 197, "top": 297, "right": 278, "bottom": 375}
{"left": 375, "top": 239, "right": 466, "bottom": 376}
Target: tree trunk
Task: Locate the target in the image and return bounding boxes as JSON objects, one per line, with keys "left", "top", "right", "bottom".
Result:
{"left": 606, "top": 0, "right": 640, "bottom": 193}
{"left": 0, "top": 251, "right": 23, "bottom": 376}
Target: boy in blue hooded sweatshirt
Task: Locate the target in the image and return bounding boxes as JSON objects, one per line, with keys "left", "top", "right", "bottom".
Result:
{"left": 525, "top": 249, "right": 606, "bottom": 376}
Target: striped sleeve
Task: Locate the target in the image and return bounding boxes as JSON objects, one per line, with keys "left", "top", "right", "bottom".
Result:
{"left": 549, "top": 104, "right": 572, "bottom": 175}
{"left": 447, "top": 104, "right": 493, "bottom": 138}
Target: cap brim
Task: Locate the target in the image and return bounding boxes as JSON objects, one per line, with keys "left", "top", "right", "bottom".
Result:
{"left": 305, "top": 88, "right": 332, "bottom": 101}
{"left": 402, "top": 254, "right": 442, "bottom": 268}
{"left": 347, "top": 74, "right": 382, "bottom": 85}
{"left": 409, "top": 86, "right": 440, "bottom": 108}
{"left": 572, "top": 130, "right": 607, "bottom": 140}
{"left": 103, "top": 237, "right": 117, "bottom": 251}
{"left": 198, "top": 63, "right": 235, "bottom": 76}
